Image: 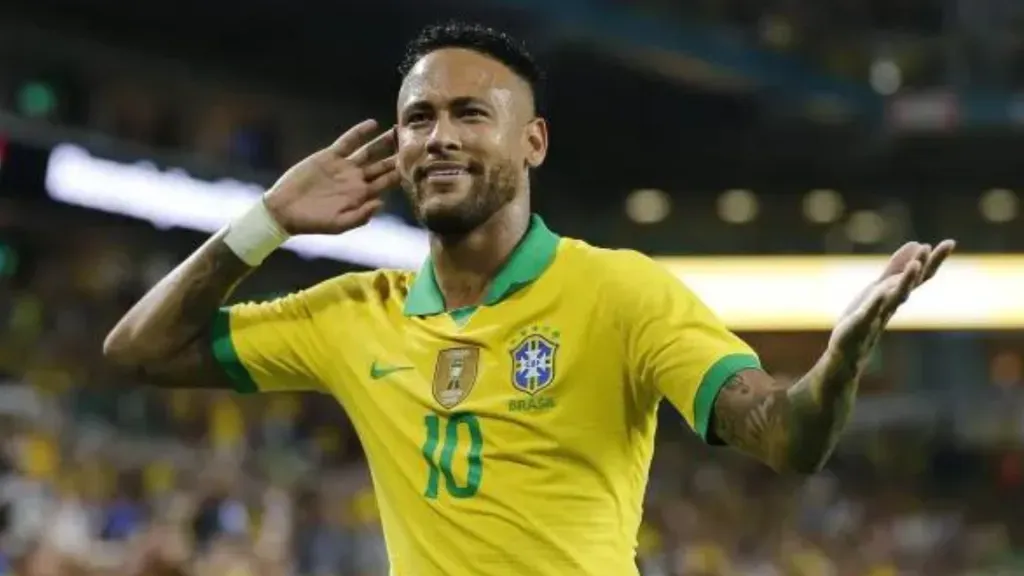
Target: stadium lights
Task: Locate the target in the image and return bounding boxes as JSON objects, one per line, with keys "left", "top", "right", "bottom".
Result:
{"left": 869, "top": 59, "right": 902, "bottom": 96}
{"left": 44, "top": 143, "right": 430, "bottom": 270}
{"left": 844, "top": 210, "right": 886, "bottom": 244}
{"left": 625, "top": 188, "right": 670, "bottom": 224}
{"left": 16, "top": 81, "right": 59, "bottom": 119}
{"left": 717, "top": 189, "right": 758, "bottom": 224}
{"left": 42, "top": 142, "right": 1024, "bottom": 331}
{"left": 802, "top": 189, "right": 844, "bottom": 224}
{"left": 979, "top": 189, "right": 1018, "bottom": 223}
{"left": 660, "top": 255, "right": 1024, "bottom": 331}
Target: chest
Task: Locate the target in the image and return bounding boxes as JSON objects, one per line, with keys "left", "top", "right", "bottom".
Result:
{"left": 335, "top": 306, "right": 632, "bottom": 444}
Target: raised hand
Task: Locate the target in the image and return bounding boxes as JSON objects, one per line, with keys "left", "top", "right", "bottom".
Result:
{"left": 827, "top": 239, "right": 957, "bottom": 377}
{"left": 264, "top": 119, "right": 400, "bottom": 235}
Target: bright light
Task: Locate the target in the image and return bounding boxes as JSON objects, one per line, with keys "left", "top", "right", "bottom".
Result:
{"left": 44, "top": 143, "right": 430, "bottom": 270}
{"left": 655, "top": 255, "right": 1024, "bottom": 330}
{"left": 845, "top": 210, "right": 886, "bottom": 244}
{"left": 16, "top": 81, "right": 58, "bottom": 118}
{"left": 979, "top": 189, "right": 1018, "bottom": 223}
{"left": 717, "top": 189, "right": 759, "bottom": 224}
{"left": 870, "top": 59, "right": 902, "bottom": 95}
{"left": 803, "top": 189, "right": 844, "bottom": 224}
{"left": 625, "top": 188, "right": 671, "bottom": 224}
{"left": 759, "top": 16, "right": 793, "bottom": 48}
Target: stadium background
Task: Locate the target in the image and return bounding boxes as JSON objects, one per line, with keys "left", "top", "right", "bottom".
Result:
{"left": 1, "top": 0, "right": 1024, "bottom": 574}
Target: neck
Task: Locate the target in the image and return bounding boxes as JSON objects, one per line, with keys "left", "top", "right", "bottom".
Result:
{"left": 430, "top": 201, "right": 530, "bottom": 310}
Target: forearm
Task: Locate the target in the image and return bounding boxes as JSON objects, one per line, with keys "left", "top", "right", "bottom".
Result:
{"left": 103, "top": 230, "right": 253, "bottom": 366}
{"left": 775, "top": 352, "right": 859, "bottom": 473}
{"left": 712, "top": 352, "right": 860, "bottom": 474}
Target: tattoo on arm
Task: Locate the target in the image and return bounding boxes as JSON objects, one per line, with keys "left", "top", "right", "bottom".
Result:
{"left": 106, "top": 232, "right": 254, "bottom": 388}
{"left": 710, "top": 367, "right": 858, "bottom": 474}
{"left": 160, "top": 237, "right": 252, "bottom": 350}
{"left": 133, "top": 336, "right": 231, "bottom": 389}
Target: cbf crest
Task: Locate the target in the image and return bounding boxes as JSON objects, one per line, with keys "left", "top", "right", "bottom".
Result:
{"left": 508, "top": 325, "right": 561, "bottom": 396}
{"left": 432, "top": 347, "right": 480, "bottom": 408}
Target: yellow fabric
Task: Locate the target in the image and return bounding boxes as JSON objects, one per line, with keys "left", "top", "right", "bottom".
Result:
{"left": 267, "top": 395, "right": 300, "bottom": 420}
{"left": 681, "top": 543, "right": 730, "bottom": 572}
{"left": 351, "top": 488, "right": 380, "bottom": 525}
{"left": 144, "top": 461, "right": 175, "bottom": 496}
{"left": 636, "top": 522, "right": 662, "bottom": 555}
{"left": 789, "top": 549, "right": 834, "bottom": 575}
{"left": 217, "top": 239, "right": 757, "bottom": 576}
{"left": 210, "top": 396, "right": 244, "bottom": 448}
{"left": 20, "top": 433, "right": 57, "bottom": 480}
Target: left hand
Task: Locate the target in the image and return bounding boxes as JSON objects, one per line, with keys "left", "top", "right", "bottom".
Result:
{"left": 826, "top": 239, "right": 957, "bottom": 377}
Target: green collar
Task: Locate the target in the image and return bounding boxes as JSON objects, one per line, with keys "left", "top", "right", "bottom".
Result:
{"left": 403, "top": 214, "right": 560, "bottom": 316}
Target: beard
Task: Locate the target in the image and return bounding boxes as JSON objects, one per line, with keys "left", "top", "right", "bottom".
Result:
{"left": 403, "top": 159, "right": 520, "bottom": 237}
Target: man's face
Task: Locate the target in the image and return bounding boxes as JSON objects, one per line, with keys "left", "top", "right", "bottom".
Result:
{"left": 396, "top": 48, "right": 546, "bottom": 236}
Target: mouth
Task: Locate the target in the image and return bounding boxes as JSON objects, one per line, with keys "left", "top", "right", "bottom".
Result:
{"left": 418, "top": 162, "right": 475, "bottom": 184}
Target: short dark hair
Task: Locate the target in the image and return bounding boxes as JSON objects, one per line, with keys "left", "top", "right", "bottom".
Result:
{"left": 399, "top": 21, "right": 544, "bottom": 113}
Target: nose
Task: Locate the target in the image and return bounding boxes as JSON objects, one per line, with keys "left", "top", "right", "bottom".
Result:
{"left": 426, "top": 115, "right": 461, "bottom": 156}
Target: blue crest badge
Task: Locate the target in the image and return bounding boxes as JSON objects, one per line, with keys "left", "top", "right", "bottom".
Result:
{"left": 509, "top": 326, "right": 560, "bottom": 395}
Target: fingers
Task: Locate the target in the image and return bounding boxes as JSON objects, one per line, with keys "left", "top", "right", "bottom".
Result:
{"left": 920, "top": 239, "right": 956, "bottom": 283}
{"left": 859, "top": 286, "right": 889, "bottom": 324}
{"left": 348, "top": 126, "right": 396, "bottom": 166}
{"left": 360, "top": 153, "right": 400, "bottom": 195}
{"left": 335, "top": 199, "right": 384, "bottom": 229}
{"left": 328, "top": 119, "right": 379, "bottom": 157}
{"left": 856, "top": 260, "right": 921, "bottom": 331}
{"left": 889, "top": 260, "right": 922, "bottom": 312}
{"left": 838, "top": 238, "right": 954, "bottom": 358}
{"left": 363, "top": 155, "right": 397, "bottom": 182}
{"left": 879, "top": 238, "right": 957, "bottom": 286}
{"left": 836, "top": 285, "right": 889, "bottom": 351}
{"left": 352, "top": 198, "right": 385, "bottom": 222}
{"left": 879, "top": 242, "right": 924, "bottom": 279}
{"left": 367, "top": 168, "right": 401, "bottom": 195}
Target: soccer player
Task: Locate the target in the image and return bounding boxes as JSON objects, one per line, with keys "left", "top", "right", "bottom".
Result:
{"left": 104, "top": 22, "right": 955, "bottom": 576}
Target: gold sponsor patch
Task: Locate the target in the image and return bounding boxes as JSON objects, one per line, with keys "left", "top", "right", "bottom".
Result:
{"left": 432, "top": 347, "right": 480, "bottom": 408}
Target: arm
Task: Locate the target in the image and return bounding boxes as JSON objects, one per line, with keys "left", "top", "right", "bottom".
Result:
{"left": 102, "top": 230, "right": 255, "bottom": 388}
{"left": 612, "top": 249, "right": 858, "bottom": 475}
{"left": 709, "top": 354, "right": 858, "bottom": 475}
{"left": 103, "top": 119, "right": 399, "bottom": 389}
{"left": 709, "top": 239, "right": 956, "bottom": 474}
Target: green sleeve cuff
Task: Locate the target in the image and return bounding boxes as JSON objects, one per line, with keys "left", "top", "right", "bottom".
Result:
{"left": 693, "top": 353, "right": 762, "bottom": 444}
{"left": 210, "top": 308, "right": 259, "bottom": 394}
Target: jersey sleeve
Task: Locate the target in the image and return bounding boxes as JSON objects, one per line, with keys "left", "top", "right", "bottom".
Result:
{"left": 210, "top": 281, "right": 338, "bottom": 394}
{"left": 614, "top": 251, "right": 761, "bottom": 442}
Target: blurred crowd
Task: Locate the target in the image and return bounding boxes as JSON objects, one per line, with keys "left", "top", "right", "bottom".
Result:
{"left": 0, "top": 21, "right": 360, "bottom": 176}
{"left": 5, "top": 0, "right": 1024, "bottom": 186}
{"left": 618, "top": 0, "right": 1024, "bottom": 90}
{"left": 641, "top": 437, "right": 1024, "bottom": 576}
{"left": 0, "top": 207, "right": 1019, "bottom": 576}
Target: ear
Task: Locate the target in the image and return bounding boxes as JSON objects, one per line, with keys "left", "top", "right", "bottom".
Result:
{"left": 523, "top": 117, "right": 548, "bottom": 168}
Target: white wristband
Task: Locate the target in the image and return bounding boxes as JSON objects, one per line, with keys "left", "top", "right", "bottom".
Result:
{"left": 223, "top": 199, "right": 290, "bottom": 266}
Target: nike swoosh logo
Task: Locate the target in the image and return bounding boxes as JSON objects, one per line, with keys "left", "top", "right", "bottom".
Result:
{"left": 370, "top": 361, "right": 414, "bottom": 380}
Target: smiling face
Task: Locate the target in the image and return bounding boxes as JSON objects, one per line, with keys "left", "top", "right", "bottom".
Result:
{"left": 396, "top": 48, "right": 548, "bottom": 236}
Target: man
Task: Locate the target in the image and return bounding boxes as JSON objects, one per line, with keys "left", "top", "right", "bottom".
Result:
{"left": 103, "top": 22, "right": 955, "bottom": 576}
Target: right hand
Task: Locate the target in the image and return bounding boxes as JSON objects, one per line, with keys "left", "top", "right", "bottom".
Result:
{"left": 264, "top": 119, "right": 399, "bottom": 235}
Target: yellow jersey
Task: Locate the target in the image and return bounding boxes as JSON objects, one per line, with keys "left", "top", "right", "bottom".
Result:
{"left": 211, "top": 215, "right": 759, "bottom": 576}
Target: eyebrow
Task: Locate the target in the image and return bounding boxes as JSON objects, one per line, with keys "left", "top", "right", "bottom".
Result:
{"left": 401, "top": 96, "right": 492, "bottom": 114}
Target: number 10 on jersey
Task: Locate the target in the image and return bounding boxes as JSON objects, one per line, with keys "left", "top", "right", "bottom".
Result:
{"left": 422, "top": 413, "right": 483, "bottom": 499}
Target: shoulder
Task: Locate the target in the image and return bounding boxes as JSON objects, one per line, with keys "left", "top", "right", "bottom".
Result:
{"left": 230, "top": 269, "right": 415, "bottom": 318}
{"left": 556, "top": 238, "right": 686, "bottom": 296}
{"left": 555, "top": 238, "right": 707, "bottom": 331}
{"left": 307, "top": 269, "right": 416, "bottom": 303}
